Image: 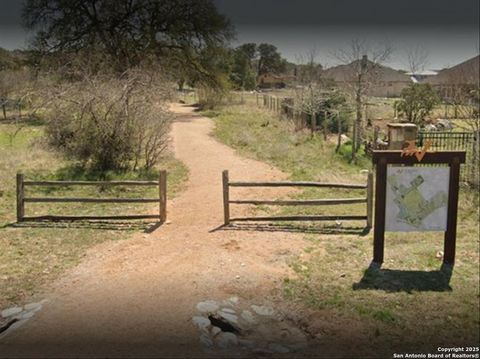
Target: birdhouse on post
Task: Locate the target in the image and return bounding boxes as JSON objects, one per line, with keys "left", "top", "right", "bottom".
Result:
{"left": 387, "top": 123, "right": 418, "bottom": 150}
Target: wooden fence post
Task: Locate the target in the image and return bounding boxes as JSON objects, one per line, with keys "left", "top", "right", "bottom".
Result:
{"left": 312, "top": 112, "right": 317, "bottom": 132}
{"left": 16, "top": 173, "right": 24, "bottom": 222}
{"left": 159, "top": 170, "right": 167, "bottom": 222}
{"left": 222, "top": 170, "right": 230, "bottom": 225}
{"left": 366, "top": 171, "right": 373, "bottom": 228}
{"left": 373, "top": 126, "right": 379, "bottom": 150}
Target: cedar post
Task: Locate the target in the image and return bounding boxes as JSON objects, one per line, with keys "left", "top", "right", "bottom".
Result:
{"left": 16, "top": 173, "right": 25, "bottom": 222}
{"left": 366, "top": 171, "right": 373, "bottom": 228}
{"left": 159, "top": 170, "right": 167, "bottom": 222}
{"left": 373, "top": 158, "right": 387, "bottom": 264}
{"left": 443, "top": 157, "right": 461, "bottom": 264}
{"left": 222, "top": 170, "right": 230, "bottom": 225}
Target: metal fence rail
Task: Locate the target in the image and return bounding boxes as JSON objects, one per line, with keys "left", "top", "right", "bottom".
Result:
{"left": 417, "top": 130, "right": 478, "bottom": 184}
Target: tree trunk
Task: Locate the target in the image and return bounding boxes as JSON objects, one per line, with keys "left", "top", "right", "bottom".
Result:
{"left": 351, "top": 122, "right": 357, "bottom": 162}
{"left": 311, "top": 112, "right": 316, "bottom": 134}
{"left": 178, "top": 80, "right": 184, "bottom": 92}
{"left": 323, "top": 111, "right": 328, "bottom": 141}
{"left": 336, "top": 114, "right": 342, "bottom": 153}
{"left": 355, "top": 87, "right": 363, "bottom": 153}
{"left": 471, "top": 130, "right": 480, "bottom": 189}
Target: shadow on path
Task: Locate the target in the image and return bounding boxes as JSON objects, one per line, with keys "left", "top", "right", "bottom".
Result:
{"left": 5, "top": 220, "right": 162, "bottom": 233}
{"left": 210, "top": 222, "right": 370, "bottom": 236}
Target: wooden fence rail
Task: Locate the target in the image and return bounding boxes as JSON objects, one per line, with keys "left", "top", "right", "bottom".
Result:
{"left": 222, "top": 170, "right": 373, "bottom": 227}
{"left": 16, "top": 171, "right": 167, "bottom": 222}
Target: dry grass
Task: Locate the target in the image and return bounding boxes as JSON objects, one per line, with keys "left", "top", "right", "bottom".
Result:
{"left": 0, "top": 122, "right": 188, "bottom": 310}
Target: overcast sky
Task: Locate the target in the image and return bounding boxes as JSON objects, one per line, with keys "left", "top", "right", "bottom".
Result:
{"left": 1, "top": 0, "right": 478, "bottom": 70}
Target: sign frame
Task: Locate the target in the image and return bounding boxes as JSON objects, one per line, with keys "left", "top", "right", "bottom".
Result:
{"left": 372, "top": 150, "right": 466, "bottom": 265}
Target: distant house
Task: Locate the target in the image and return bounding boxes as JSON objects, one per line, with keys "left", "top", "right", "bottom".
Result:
{"left": 407, "top": 70, "right": 438, "bottom": 83}
{"left": 322, "top": 55, "right": 412, "bottom": 97}
{"left": 424, "top": 55, "right": 480, "bottom": 100}
{"left": 257, "top": 73, "right": 296, "bottom": 89}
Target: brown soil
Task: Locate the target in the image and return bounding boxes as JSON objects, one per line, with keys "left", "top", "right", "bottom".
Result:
{"left": 0, "top": 104, "right": 310, "bottom": 358}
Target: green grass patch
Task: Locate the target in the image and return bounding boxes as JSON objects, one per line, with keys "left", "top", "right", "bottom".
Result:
{"left": 205, "top": 100, "right": 480, "bottom": 356}
{"left": 208, "top": 103, "right": 370, "bottom": 182}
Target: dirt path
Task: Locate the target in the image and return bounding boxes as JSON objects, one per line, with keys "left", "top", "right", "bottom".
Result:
{"left": 0, "top": 104, "right": 309, "bottom": 358}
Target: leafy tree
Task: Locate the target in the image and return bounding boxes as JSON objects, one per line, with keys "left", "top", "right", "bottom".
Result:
{"left": 397, "top": 83, "right": 440, "bottom": 124}
{"left": 22, "top": 0, "right": 234, "bottom": 86}
{"left": 195, "top": 45, "right": 233, "bottom": 109}
{"left": 230, "top": 43, "right": 257, "bottom": 90}
{"left": 257, "top": 43, "right": 286, "bottom": 76}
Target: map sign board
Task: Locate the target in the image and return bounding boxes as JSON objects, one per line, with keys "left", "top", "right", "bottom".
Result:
{"left": 385, "top": 167, "right": 449, "bottom": 232}
{"left": 371, "top": 150, "right": 465, "bottom": 265}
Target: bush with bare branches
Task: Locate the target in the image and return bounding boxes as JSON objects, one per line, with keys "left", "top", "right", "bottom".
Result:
{"left": 44, "top": 69, "right": 172, "bottom": 171}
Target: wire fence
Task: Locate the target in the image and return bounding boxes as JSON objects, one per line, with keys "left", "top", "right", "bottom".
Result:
{"left": 417, "top": 130, "right": 479, "bottom": 186}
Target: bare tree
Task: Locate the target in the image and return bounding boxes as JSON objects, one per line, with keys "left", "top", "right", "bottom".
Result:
{"left": 44, "top": 67, "right": 172, "bottom": 171}
{"left": 332, "top": 39, "right": 392, "bottom": 161}
{"left": 0, "top": 68, "right": 49, "bottom": 145}
{"left": 294, "top": 84, "right": 348, "bottom": 142}
{"left": 295, "top": 48, "right": 323, "bottom": 85}
{"left": 294, "top": 84, "right": 325, "bottom": 133}
{"left": 406, "top": 45, "right": 429, "bottom": 74}
{"left": 445, "top": 59, "right": 480, "bottom": 188}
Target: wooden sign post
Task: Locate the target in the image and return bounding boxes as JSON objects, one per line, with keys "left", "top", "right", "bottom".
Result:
{"left": 372, "top": 150, "right": 465, "bottom": 266}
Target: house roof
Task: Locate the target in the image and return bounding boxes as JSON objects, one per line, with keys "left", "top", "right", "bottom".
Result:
{"left": 405, "top": 70, "right": 438, "bottom": 76}
{"left": 323, "top": 58, "right": 411, "bottom": 83}
{"left": 425, "top": 55, "right": 480, "bottom": 85}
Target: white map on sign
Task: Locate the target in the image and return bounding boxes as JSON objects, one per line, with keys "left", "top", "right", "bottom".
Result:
{"left": 385, "top": 167, "right": 450, "bottom": 232}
